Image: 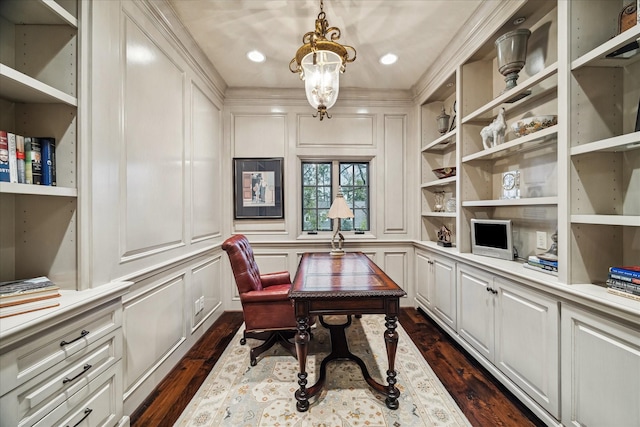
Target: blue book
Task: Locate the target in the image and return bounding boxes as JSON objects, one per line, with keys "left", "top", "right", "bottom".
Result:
{"left": 528, "top": 255, "right": 558, "bottom": 268}
{"left": 40, "top": 138, "right": 56, "bottom": 186}
{"left": 609, "top": 266, "right": 640, "bottom": 279}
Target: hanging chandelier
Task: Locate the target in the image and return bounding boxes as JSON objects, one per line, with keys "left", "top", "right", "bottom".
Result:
{"left": 289, "top": 0, "right": 356, "bottom": 120}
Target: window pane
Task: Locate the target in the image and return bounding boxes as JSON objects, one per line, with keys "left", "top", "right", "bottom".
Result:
{"left": 302, "top": 162, "right": 332, "bottom": 232}
{"left": 354, "top": 209, "right": 368, "bottom": 231}
{"left": 339, "top": 162, "right": 369, "bottom": 231}
{"left": 340, "top": 163, "right": 352, "bottom": 186}
{"left": 318, "top": 163, "right": 331, "bottom": 185}
{"left": 302, "top": 163, "right": 316, "bottom": 185}
{"left": 318, "top": 186, "right": 332, "bottom": 209}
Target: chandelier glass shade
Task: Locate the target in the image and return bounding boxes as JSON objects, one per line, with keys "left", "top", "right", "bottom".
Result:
{"left": 289, "top": 0, "right": 356, "bottom": 120}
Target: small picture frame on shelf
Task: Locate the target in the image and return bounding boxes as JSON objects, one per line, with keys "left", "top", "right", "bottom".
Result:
{"left": 233, "top": 158, "right": 284, "bottom": 219}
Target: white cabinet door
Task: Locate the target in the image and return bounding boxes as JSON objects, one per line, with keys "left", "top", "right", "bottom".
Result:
{"left": 458, "top": 265, "right": 494, "bottom": 360}
{"left": 432, "top": 255, "right": 457, "bottom": 329}
{"left": 494, "top": 277, "right": 560, "bottom": 418}
{"left": 561, "top": 304, "right": 640, "bottom": 427}
{"left": 415, "top": 250, "right": 433, "bottom": 310}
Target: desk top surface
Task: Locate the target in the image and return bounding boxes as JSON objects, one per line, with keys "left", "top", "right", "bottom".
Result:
{"left": 289, "top": 252, "right": 406, "bottom": 299}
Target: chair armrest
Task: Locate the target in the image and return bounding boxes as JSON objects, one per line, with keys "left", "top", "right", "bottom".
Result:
{"left": 260, "top": 271, "right": 291, "bottom": 287}
{"left": 241, "top": 285, "right": 291, "bottom": 303}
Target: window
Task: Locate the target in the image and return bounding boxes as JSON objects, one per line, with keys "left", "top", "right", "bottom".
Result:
{"left": 302, "top": 161, "right": 370, "bottom": 232}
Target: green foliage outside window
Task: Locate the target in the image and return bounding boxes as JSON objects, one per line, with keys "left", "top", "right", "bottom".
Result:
{"left": 301, "top": 161, "right": 369, "bottom": 232}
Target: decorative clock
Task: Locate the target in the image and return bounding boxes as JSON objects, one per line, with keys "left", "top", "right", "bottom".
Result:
{"left": 501, "top": 170, "right": 520, "bottom": 199}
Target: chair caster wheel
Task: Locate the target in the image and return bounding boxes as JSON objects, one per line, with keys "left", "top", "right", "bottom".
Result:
{"left": 240, "top": 338, "right": 246, "bottom": 345}
{"left": 250, "top": 358, "right": 257, "bottom": 366}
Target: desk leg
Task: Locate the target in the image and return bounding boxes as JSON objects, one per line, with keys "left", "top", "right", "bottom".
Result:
{"left": 294, "top": 316, "right": 311, "bottom": 412}
{"left": 384, "top": 315, "right": 400, "bottom": 410}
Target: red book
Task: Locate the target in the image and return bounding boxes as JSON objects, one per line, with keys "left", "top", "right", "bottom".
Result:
{"left": 0, "top": 131, "right": 9, "bottom": 182}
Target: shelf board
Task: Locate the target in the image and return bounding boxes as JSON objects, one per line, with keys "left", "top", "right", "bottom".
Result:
{"left": 422, "top": 129, "right": 457, "bottom": 152}
{"left": 0, "top": 183, "right": 77, "bottom": 197}
{"left": 462, "top": 62, "right": 558, "bottom": 124}
{"left": 463, "top": 196, "right": 558, "bottom": 207}
{"left": 421, "top": 176, "right": 456, "bottom": 188}
{"left": 0, "top": 65, "right": 77, "bottom": 106}
{"left": 421, "top": 212, "right": 456, "bottom": 218}
{"left": 0, "top": 0, "right": 77, "bottom": 27}
{"left": 570, "top": 132, "right": 640, "bottom": 156}
{"left": 462, "top": 125, "right": 558, "bottom": 163}
{"left": 571, "top": 215, "right": 640, "bottom": 227}
{"left": 572, "top": 26, "right": 640, "bottom": 70}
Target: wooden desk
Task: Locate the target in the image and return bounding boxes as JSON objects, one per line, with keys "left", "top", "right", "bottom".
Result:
{"left": 289, "top": 252, "right": 407, "bottom": 412}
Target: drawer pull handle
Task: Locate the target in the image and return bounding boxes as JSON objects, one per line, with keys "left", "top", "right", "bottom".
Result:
{"left": 62, "top": 364, "right": 93, "bottom": 384}
{"left": 60, "top": 330, "right": 90, "bottom": 347}
{"left": 67, "top": 408, "right": 92, "bottom": 427}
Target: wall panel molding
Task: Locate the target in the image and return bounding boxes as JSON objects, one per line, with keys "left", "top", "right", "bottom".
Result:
{"left": 384, "top": 114, "right": 407, "bottom": 233}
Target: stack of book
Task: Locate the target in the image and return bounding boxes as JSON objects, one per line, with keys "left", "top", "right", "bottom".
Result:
{"left": 606, "top": 266, "right": 640, "bottom": 301}
{"left": 0, "top": 131, "right": 56, "bottom": 186}
{"left": 0, "top": 277, "right": 61, "bottom": 318}
{"left": 524, "top": 255, "right": 558, "bottom": 275}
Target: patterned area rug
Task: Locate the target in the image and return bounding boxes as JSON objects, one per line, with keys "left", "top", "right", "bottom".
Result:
{"left": 175, "top": 315, "right": 471, "bottom": 427}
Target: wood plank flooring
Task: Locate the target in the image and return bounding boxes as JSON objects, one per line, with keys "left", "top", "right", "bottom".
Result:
{"left": 130, "top": 308, "right": 545, "bottom": 427}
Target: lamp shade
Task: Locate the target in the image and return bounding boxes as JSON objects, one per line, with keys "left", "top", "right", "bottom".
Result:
{"left": 301, "top": 50, "right": 341, "bottom": 110}
{"left": 327, "top": 191, "right": 354, "bottom": 219}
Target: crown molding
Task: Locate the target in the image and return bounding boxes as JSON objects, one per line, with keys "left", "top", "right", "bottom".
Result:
{"left": 412, "top": 0, "right": 527, "bottom": 105}
{"left": 224, "top": 87, "right": 414, "bottom": 108}
{"left": 140, "top": 0, "right": 227, "bottom": 103}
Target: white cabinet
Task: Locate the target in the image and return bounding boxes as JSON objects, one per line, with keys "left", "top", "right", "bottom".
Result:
{"left": 458, "top": 264, "right": 560, "bottom": 417}
{"left": 561, "top": 304, "right": 640, "bottom": 427}
{"left": 415, "top": 249, "right": 457, "bottom": 330}
{"left": 0, "top": 290, "right": 128, "bottom": 427}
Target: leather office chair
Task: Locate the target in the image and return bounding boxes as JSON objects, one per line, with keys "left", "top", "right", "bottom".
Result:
{"left": 222, "top": 234, "right": 300, "bottom": 366}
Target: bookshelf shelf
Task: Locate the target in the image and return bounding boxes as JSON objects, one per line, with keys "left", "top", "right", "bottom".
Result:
{"left": 571, "top": 25, "right": 640, "bottom": 70}
{"left": 0, "top": 0, "right": 77, "bottom": 27}
{"left": 571, "top": 215, "right": 640, "bottom": 227}
{"left": 570, "top": 132, "right": 640, "bottom": 156}
{"left": 421, "top": 176, "right": 456, "bottom": 188}
{"left": 463, "top": 126, "right": 558, "bottom": 162}
{"left": 0, "top": 182, "right": 77, "bottom": 197}
{"left": 462, "top": 62, "right": 558, "bottom": 124}
{"left": 463, "top": 196, "right": 558, "bottom": 208}
{"left": 422, "top": 130, "right": 457, "bottom": 152}
{"left": 0, "top": 65, "right": 77, "bottom": 106}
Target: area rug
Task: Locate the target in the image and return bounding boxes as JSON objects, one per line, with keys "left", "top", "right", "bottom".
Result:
{"left": 174, "top": 315, "right": 471, "bottom": 427}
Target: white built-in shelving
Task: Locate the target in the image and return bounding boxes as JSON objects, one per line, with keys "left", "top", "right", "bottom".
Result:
{"left": 0, "top": 0, "right": 79, "bottom": 289}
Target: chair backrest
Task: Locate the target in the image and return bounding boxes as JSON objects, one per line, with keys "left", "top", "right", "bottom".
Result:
{"left": 222, "top": 234, "right": 263, "bottom": 294}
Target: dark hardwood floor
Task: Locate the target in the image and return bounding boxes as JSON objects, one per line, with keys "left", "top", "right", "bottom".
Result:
{"left": 130, "top": 308, "right": 545, "bottom": 427}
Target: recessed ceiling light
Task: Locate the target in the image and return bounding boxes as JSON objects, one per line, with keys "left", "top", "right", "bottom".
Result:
{"left": 513, "top": 17, "right": 526, "bottom": 25}
{"left": 379, "top": 53, "right": 398, "bottom": 65}
{"left": 247, "top": 50, "right": 266, "bottom": 63}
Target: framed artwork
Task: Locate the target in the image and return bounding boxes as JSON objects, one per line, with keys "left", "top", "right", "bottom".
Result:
{"left": 233, "top": 158, "right": 284, "bottom": 219}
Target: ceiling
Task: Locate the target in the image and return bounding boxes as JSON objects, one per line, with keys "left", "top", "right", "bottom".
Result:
{"left": 167, "top": 0, "right": 486, "bottom": 92}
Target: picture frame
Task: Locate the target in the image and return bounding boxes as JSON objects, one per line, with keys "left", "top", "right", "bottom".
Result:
{"left": 233, "top": 158, "right": 284, "bottom": 219}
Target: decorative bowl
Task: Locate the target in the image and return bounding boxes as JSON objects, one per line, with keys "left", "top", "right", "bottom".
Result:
{"left": 432, "top": 167, "right": 456, "bottom": 179}
{"left": 511, "top": 115, "right": 557, "bottom": 137}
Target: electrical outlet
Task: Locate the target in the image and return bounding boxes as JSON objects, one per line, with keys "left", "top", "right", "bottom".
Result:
{"left": 199, "top": 296, "right": 204, "bottom": 312}
{"left": 194, "top": 299, "right": 200, "bottom": 314}
{"left": 536, "top": 231, "right": 547, "bottom": 249}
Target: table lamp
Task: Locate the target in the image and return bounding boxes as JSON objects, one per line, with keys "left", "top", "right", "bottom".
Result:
{"left": 327, "top": 188, "right": 354, "bottom": 256}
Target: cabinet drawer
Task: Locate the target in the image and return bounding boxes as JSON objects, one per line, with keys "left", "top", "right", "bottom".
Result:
{"left": 32, "top": 361, "right": 123, "bottom": 427}
{"left": 1, "top": 300, "right": 121, "bottom": 392}
{"left": 1, "top": 329, "right": 122, "bottom": 427}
